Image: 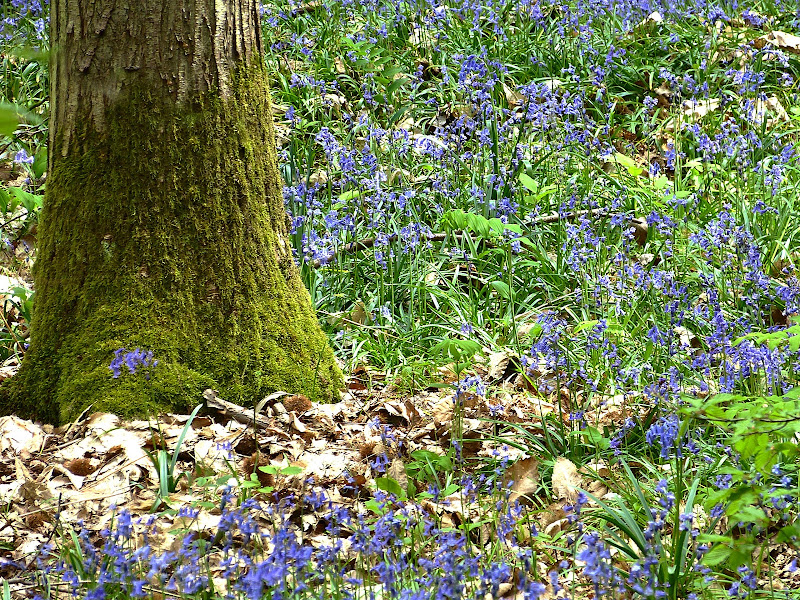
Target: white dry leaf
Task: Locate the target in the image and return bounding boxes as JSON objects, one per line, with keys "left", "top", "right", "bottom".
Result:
{"left": 290, "top": 412, "right": 307, "bottom": 433}
{"left": 322, "top": 93, "right": 346, "bottom": 109}
{"left": 544, "top": 517, "right": 569, "bottom": 538}
{"left": 633, "top": 10, "right": 662, "bottom": 29}
{"left": 647, "top": 11, "right": 663, "bottom": 23}
{"left": 503, "top": 456, "right": 540, "bottom": 505}
{"left": 673, "top": 325, "right": 697, "bottom": 349}
{"left": 52, "top": 463, "right": 85, "bottom": 490}
{"left": 552, "top": 457, "right": 581, "bottom": 503}
{"left": 487, "top": 351, "right": 511, "bottom": 381}
{"left": 541, "top": 78, "right": 563, "bottom": 92}
{"left": 502, "top": 82, "right": 525, "bottom": 107}
{"left": 653, "top": 81, "right": 672, "bottom": 97}
{"left": 751, "top": 95, "right": 790, "bottom": 126}
{"left": 762, "top": 30, "right": 800, "bottom": 53}
{"left": 308, "top": 170, "right": 328, "bottom": 185}
{"left": 395, "top": 115, "right": 415, "bottom": 131}
{"left": 0, "top": 416, "right": 45, "bottom": 454}
{"left": 13, "top": 532, "right": 47, "bottom": 562}
{"left": 431, "top": 394, "right": 454, "bottom": 424}
{"left": 300, "top": 449, "right": 357, "bottom": 480}
{"left": 334, "top": 57, "right": 347, "bottom": 75}
{"left": 380, "top": 399, "right": 420, "bottom": 426}
{"left": 581, "top": 459, "right": 611, "bottom": 479}
{"left": 682, "top": 98, "right": 720, "bottom": 120}
{"left": 85, "top": 412, "right": 121, "bottom": 433}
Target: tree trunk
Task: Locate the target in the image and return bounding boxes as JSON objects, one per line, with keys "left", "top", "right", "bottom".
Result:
{"left": 1, "top": 0, "right": 342, "bottom": 424}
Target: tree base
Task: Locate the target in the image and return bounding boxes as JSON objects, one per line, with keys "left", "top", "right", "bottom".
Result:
{"left": 0, "top": 66, "right": 343, "bottom": 425}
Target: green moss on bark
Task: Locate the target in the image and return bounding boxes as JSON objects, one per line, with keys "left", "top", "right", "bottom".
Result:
{"left": 1, "top": 65, "right": 342, "bottom": 424}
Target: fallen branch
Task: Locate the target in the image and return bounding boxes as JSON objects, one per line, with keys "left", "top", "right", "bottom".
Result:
{"left": 202, "top": 388, "right": 283, "bottom": 430}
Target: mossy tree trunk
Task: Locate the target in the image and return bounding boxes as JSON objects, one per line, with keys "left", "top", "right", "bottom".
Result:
{"left": 1, "top": 0, "right": 342, "bottom": 424}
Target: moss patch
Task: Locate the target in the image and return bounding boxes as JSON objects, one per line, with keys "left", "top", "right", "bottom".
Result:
{"left": 0, "top": 64, "right": 342, "bottom": 424}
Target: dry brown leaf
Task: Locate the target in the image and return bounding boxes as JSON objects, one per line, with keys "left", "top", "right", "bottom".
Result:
{"left": 503, "top": 456, "right": 539, "bottom": 505}
{"left": 502, "top": 82, "right": 525, "bottom": 107}
{"left": 488, "top": 350, "right": 519, "bottom": 381}
{"left": 751, "top": 95, "right": 790, "bottom": 126}
{"left": 387, "top": 457, "right": 408, "bottom": 489}
{"left": 552, "top": 457, "right": 581, "bottom": 503}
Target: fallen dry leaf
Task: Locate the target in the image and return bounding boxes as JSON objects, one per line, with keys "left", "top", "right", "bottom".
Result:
{"left": 0, "top": 415, "right": 45, "bottom": 453}
{"left": 503, "top": 456, "right": 540, "bottom": 505}
{"left": 552, "top": 457, "right": 581, "bottom": 503}
{"left": 762, "top": 30, "right": 800, "bottom": 54}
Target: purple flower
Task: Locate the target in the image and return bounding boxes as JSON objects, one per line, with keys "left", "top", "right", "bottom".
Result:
{"left": 646, "top": 414, "right": 682, "bottom": 460}
{"left": 110, "top": 348, "right": 158, "bottom": 379}
{"left": 13, "top": 149, "right": 34, "bottom": 165}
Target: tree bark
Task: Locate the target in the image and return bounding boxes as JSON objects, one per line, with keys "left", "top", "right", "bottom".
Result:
{"left": 1, "top": 0, "right": 342, "bottom": 424}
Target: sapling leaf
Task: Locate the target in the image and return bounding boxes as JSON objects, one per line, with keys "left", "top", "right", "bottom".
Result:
{"left": 702, "top": 543, "right": 732, "bottom": 566}
{"left": 519, "top": 172, "right": 538, "bottom": 193}
{"left": 490, "top": 280, "right": 513, "bottom": 300}
{"left": 376, "top": 476, "right": 406, "bottom": 499}
{"left": 0, "top": 103, "right": 19, "bottom": 137}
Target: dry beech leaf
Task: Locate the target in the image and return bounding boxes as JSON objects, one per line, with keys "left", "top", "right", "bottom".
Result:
{"left": 0, "top": 416, "right": 45, "bottom": 454}
{"left": 284, "top": 394, "right": 312, "bottom": 413}
{"left": 387, "top": 457, "right": 408, "bottom": 489}
{"left": 552, "top": 457, "right": 581, "bottom": 503}
{"left": 488, "top": 350, "right": 520, "bottom": 382}
{"left": 763, "top": 30, "right": 800, "bottom": 53}
{"left": 502, "top": 82, "right": 525, "bottom": 107}
{"left": 64, "top": 458, "right": 96, "bottom": 476}
{"left": 682, "top": 98, "right": 720, "bottom": 120}
{"left": 503, "top": 456, "right": 539, "bottom": 505}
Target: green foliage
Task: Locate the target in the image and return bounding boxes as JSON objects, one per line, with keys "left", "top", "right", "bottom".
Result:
{"left": 145, "top": 403, "right": 204, "bottom": 509}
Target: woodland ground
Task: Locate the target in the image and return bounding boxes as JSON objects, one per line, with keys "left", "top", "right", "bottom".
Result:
{"left": 1, "top": 0, "right": 800, "bottom": 598}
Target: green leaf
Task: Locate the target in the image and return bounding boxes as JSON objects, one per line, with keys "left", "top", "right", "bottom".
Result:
{"left": 386, "top": 77, "right": 408, "bottom": 96}
{"left": 651, "top": 175, "right": 669, "bottom": 190}
{"left": 776, "top": 521, "right": 800, "bottom": 543}
{"left": 411, "top": 449, "right": 442, "bottom": 462}
{"left": 281, "top": 466, "right": 303, "bottom": 475}
{"left": 442, "top": 483, "right": 460, "bottom": 495}
{"left": 575, "top": 426, "right": 610, "bottom": 450}
{"left": 31, "top": 149, "right": 47, "bottom": 179}
{"left": 375, "top": 476, "right": 406, "bottom": 499}
{"left": 702, "top": 543, "right": 732, "bottom": 566}
{"left": 490, "top": 280, "right": 513, "bottom": 300}
{"left": 338, "top": 189, "right": 363, "bottom": 203}
{"left": 519, "top": 173, "right": 538, "bottom": 193}
{"left": 728, "top": 506, "right": 767, "bottom": 525}
{"left": 488, "top": 217, "right": 505, "bottom": 235}
{"left": 0, "top": 103, "right": 20, "bottom": 137}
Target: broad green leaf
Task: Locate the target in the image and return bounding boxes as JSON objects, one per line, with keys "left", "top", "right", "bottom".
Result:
{"left": 519, "top": 173, "right": 538, "bottom": 193}
{"left": 338, "top": 189, "right": 363, "bottom": 202}
{"left": 490, "top": 280, "right": 513, "bottom": 300}
{"left": 702, "top": 543, "right": 732, "bottom": 566}
{"left": 375, "top": 477, "right": 406, "bottom": 499}
{"left": 0, "top": 103, "right": 19, "bottom": 137}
